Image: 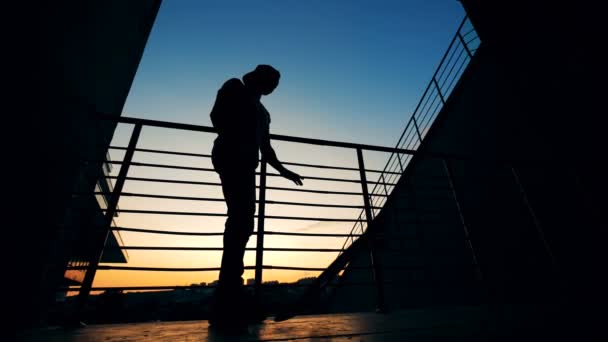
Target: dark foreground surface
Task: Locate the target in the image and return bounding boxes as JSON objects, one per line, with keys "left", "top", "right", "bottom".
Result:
{"left": 17, "top": 304, "right": 590, "bottom": 341}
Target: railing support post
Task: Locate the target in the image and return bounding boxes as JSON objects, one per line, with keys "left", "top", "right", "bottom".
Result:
{"left": 356, "top": 148, "right": 385, "bottom": 312}
{"left": 442, "top": 159, "right": 483, "bottom": 281}
{"left": 396, "top": 153, "right": 404, "bottom": 173}
{"left": 74, "top": 123, "right": 142, "bottom": 321}
{"left": 510, "top": 166, "right": 559, "bottom": 274}
{"left": 254, "top": 159, "right": 267, "bottom": 300}
{"left": 380, "top": 174, "right": 390, "bottom": 197}
{"left": 432, "top": 77, "right": 446, "bottom": 104}
{"left": 457, "top": 32, "right": 474, "bottom": 59}
{"left": 412, "top": 117, "right": 423, "bottom": 142}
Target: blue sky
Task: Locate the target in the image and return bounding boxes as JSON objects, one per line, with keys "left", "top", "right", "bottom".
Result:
{"left": 100, "top": 0, "right": 469, "bottom": 287}
{"left": 123, "top": 0, "right": 465, "bottom": 146}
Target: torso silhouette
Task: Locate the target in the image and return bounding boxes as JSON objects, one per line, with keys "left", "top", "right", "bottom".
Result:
{"left": 210, "top": 78, "right": 270, "bottom": 171}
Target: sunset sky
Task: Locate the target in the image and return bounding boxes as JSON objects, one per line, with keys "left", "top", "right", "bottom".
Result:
{"left": 95, "top": 0, "right": 466, "bottom": 289}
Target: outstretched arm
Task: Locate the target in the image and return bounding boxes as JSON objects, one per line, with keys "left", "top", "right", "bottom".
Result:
{"left": 261, "top": 140, "right": 304, "bottom": 186}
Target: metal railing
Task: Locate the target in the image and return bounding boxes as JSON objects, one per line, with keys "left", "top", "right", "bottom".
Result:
{"left": 341, "top": 16, "right": 480, "bottom": 251}
{"left": 65, "top": 15, "right": 482, "bottom": 316}
{"left": 66, "top": 115, "right": 422, "bottom": 313}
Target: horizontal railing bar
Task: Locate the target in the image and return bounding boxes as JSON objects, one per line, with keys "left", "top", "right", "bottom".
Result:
{"left": 62, "top": 285, "right": 217, "bottom": 291}
{"left": 104, "top": 160, "right": 398, "bottom": 185}
{"left": 113, "top": 192, "right": 223, "bottom": 202}
{"left": 280, "top": 161, "right": 402, "bottom": 175}
{"left": 109, "top": 146, "right": 212, "bottom": 158}
{"left": 103, "top": 114, "right": 417, "bottom": 155}
{"left": 266, "top": 173, "right": 397, "bottom": 185}
{"left": 106, "top": 160, "right": 214, "bottom": 172}
{"left": 435, "top": 41, "right": 463, "bottom": 86}
{"left": 66, "top": 266, "right": 224, "bottom": 271}
{"left": 68, "top": 265, "right": 327, "bottom": 271}
{"left": 104, "top": 176, "right": 383, "bottom": 196}
{"left": 94, "top": 192, "right": 378, "bottom": 209}
{"left": 109, "top": 145, "right": 401, "bottom": 175}
{"left": 112, "top": 227, "right": 224, "bottom": 236}
{"left": 270, "top": 133, "right": 416, "bottom": 154}
{"left": 259, "top": 215, "right": 360, "bottom": 222}
{"left": 259, "top": 265, "right": 327, "bottom": 271}
{"left": 111, "top": 209, "right": 227, "bottom": 217}
{"left": 73, "top": 262, "right": 474, "bottom": 273}
{"left": 111, "top": 209, "right": 364, "bottom": 222}
{"left": 61, "top": 286, "right": 205, "bottom": 291}
{"left": 263, "top": 231, "right": 362, "bottom": 237}
{"left": 272, "top": 199, "right": 377, "bottom": 209}
{"left": 465, "top": 36, "right": 479, "bottom": 45}
{"left": 103, "top": 119, "right": 542, "bottom": 166}
{"left": 106, "top": 176, "right": 221, "bottom": 186}
{"left": 111, "top": 246, "right": 225, "bottom": 251}
{"left": 107, "top": 153, "right": 539, "bottom": 174}
{"left": 439, "top": 48, "right": 468, "bottom": 91}
{"left": 60, "top": 281, "right": 392, "bottom": 292}
{"left": 111, "top": 227, "right": 362, "bottom": 237}
{"left": 266, "top": 186, "right": 383, "bottom": 196}
{"left": 110, "top": 246, "right": 343, "bottom": 252}
{"left": 461, "top": 27, "right": 476, "bottom": 38}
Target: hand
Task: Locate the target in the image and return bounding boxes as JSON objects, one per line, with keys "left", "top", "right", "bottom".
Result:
{"left": 281, "top": 169, "right": 304, "bottom": 186}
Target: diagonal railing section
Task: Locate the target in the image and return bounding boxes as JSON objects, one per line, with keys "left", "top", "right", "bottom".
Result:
{"left": 341, "top": 16, "right": 480, "bottom": 252}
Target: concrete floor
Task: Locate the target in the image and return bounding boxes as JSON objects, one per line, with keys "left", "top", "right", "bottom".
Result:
{"left": 16, "top": 305, "right": 565, "bottom": 341}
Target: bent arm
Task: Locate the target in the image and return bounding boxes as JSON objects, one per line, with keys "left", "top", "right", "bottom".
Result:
{"left": 261, "top": 139, "right": 285, "bottom": 173}
{"left": 260, "top": 132, "right": 303, "bottom": 186}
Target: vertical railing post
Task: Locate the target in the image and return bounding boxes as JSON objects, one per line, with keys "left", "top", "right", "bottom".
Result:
{"left": 432, "top": 77, "right": 446, "bottom": 105}
{"left": 254, "top": 159, "right": 267, "bottom": 300}
{"left": 396, "top": 153, "right": 404, "bottom": 173}
{"left": 442, "top": 159, "right": 483, "bottom": 281}
{"left": 457, "top": 32, "right": 474, "bottom": 59}
{"left": 75, "top": 123, "right": 142, "bottom": 320}
{"left": 380, "top": 174, "right": 390, "bottom": 198}
{"left": 412, "top": 117, "right": 423, "bottom": 142}
{"left": 433, "top": 77, "right": 445, "bottom": 104}
{"left": 511, "top": 166, "right": 559, "bottom": 274}
{"left": 356, "top": 148, "right": 385, "bottom": 312}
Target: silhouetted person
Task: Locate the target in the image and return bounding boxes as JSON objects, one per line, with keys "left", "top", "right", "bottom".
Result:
{"left": 209, "top": 65, "right": 303, "bottom": 331}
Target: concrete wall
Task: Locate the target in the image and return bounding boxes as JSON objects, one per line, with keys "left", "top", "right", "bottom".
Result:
{"left": 14, "top": 1, "right": 161, "bottom": 329}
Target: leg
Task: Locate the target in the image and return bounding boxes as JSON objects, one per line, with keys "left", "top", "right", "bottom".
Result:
{"left": 218, "top": 169, "right": 256, "bottom": 289}
{"left": 210, "top": 168, "right": 256, "bottom": 327}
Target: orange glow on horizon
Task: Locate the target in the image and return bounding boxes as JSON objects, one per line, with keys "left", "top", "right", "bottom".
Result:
{"left": 95, "top": 122, "right": 392, "bottom": 290}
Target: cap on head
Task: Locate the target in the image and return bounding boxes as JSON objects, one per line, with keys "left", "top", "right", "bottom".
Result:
{"left": 244, "top": 64, "right": 280, "bottom": 95}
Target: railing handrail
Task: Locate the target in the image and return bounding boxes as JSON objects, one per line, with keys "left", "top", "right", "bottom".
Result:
{"left": 341, "top": 15, "right": 480, "bottom": 254}
{"left": 107, "top": 146, "right": 403, "bottom": 174}
{"left": 98, "top": 113, "right": 417, "bottom": 155}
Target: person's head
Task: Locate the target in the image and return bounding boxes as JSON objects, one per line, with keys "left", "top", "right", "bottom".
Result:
{"left": 243, "top": 64, "right": 280, "bottom": 96}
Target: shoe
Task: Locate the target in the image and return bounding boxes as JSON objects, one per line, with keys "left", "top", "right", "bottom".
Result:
{"left": 241, "top": 291, "right": 267, "bottom": 324}
{"left": 208, "top": 294, "right": 249, "bottom": 334}
{"left": 208, "top": 319, "right": 250, "bottom": 335}
{"left": 245, "top": 306, "right": 267, "bottom": 324}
